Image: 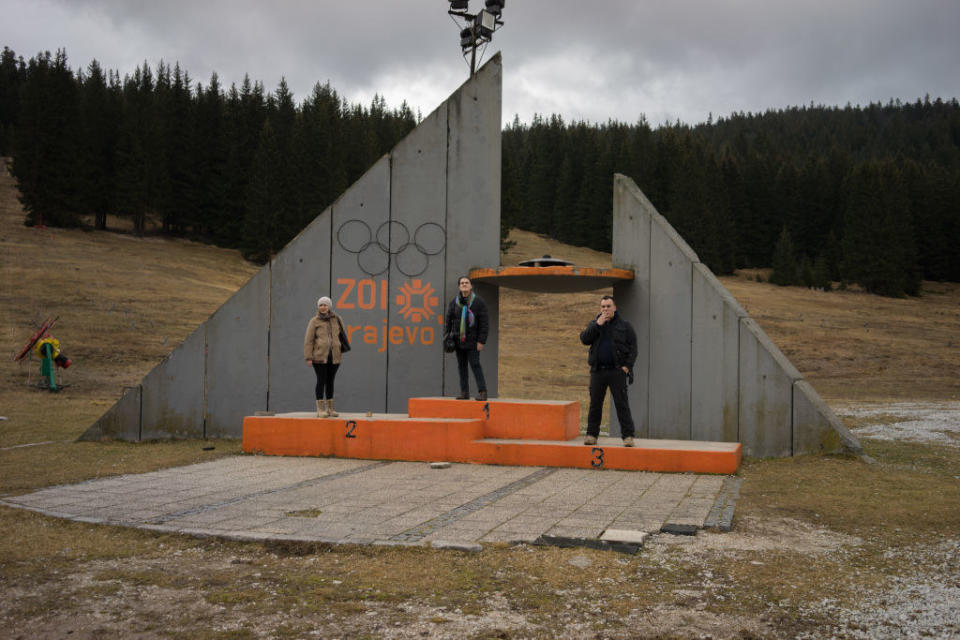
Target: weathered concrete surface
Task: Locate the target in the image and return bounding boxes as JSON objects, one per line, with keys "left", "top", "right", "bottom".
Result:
{"left": 331, "top": 156, "right": 392, "bottom": 414}
{"left": 443, "top": 56, "right": 502, "bottom": 400}
{"left": 141, "top": 324, "right": 205, "bottom": 439}
{"left": 205, "top": 268, "right": 271, "bottom": 438}
{"left": 1, "top": 457, "right": 734, "bottom": 549}
{"left": 78, "top": 385, "right": 140, "bottom": 441}
{"left": 648, "top": 213, "right": 696, "bottom": 439}
{"left": 268, "top": 209, "right": 333, "bottom": 413}
{"left": 386, "top": 101, "right": 448, "bottom": 413}
{"left": 612, "top": 177, "right": 652, "bottom": 438}
{"left": 793, "top": 380, "right": 863, "bottom": 456}
{"left": 610, "top": 173, "right": 862, "bottom": 458}
{"left": 738, "top": 318, "right": 801, "bottom": 457}
{"left": 691, "top": 264, "right": 745, "bottom": 443}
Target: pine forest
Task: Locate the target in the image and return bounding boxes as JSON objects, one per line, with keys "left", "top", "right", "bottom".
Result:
{"left": 2, "top": 47, "right": 958, "bottom": 297}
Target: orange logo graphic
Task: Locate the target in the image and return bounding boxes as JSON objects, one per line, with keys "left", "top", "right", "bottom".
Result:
{"left": 395, "top": 279, "right": 439, "bottom": 323}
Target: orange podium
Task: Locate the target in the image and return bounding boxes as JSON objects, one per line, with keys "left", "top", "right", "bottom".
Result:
{"left": 242, "top": 398, "right": 741, "bottom": 474}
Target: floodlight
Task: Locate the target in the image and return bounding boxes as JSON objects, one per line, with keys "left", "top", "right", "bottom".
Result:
{"left": 446, "top": 0, "right": 504, "bottom": 76}
{"left": 484, "top": 0, "right": 504, "bottom": 16}
{"left": 477, "top": 10, "right": 496, "bottom": 39}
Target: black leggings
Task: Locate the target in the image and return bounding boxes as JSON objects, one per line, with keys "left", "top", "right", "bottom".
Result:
{"left": 312, "top": 361, "right": 340, "bottom": 400}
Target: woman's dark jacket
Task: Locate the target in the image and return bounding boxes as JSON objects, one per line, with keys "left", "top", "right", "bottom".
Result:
{"left": 579, "top": 312, "right": 638, "bottom": 372}
{"left": 445, "top": 294, "right": 489, "bottom": 350}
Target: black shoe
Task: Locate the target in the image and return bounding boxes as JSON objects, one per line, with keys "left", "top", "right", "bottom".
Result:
{"left": 456, "top": 391, "right": 470, "bottom": 400}
{"left": 476, "top": 390, "right": 487, "bottom": 401}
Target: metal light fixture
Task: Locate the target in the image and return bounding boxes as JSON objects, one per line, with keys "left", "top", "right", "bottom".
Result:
{"left": 447, "top": 0, "right": 505, "bottom": 76}
{"left": 477, "top": 10, "right": 496, "bottom": 39}
{"left": 484, "top": 0, "right": 504, "bottom": 16}
{"left": 460, "top": 26, "right": 476, "bottom": 49}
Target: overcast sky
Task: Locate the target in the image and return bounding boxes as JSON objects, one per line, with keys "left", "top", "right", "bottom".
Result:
{"left": 3, "top": 0, "right": 959, "bottom": 127}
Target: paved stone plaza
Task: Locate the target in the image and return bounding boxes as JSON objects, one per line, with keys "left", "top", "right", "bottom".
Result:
{"left": 1, "top": 456, "right": 741, "bottom": 551}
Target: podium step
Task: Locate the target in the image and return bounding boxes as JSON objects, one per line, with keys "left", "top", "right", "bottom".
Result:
{"left": 408, "top": 397, "right": 580, "bottom": 440}
{"left": 467, "top": 437, "right": 741, "bottom": 474}
{"left": 242, "top": 412, "right": 484, "bottom": 461}
{"left": 242, "top": 403, "right": 742, "bottom": 474}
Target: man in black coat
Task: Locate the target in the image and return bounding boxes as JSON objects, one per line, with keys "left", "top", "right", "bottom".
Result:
{"left": 445, "top": 276, "right": 489, "bottom": 400}
{"left": 579, "top": 294, "right": 638, "bottom": 446}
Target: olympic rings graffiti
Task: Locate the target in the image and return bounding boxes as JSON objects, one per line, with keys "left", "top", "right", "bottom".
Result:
{"left": 336, "top": 219, "right": 446, "bottom": 277}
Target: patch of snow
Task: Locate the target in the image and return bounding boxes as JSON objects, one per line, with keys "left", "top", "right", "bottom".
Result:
{"left": 836, "top": 402, "right": 960, "bottom": 447}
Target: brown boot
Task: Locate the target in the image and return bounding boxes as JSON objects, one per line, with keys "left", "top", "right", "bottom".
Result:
{"left": 316, "top": 399, "right": 324, "bottom": 417}
{"left": 476, "top": 390, "right": 487, "bottom": 401}
{"left": 327, "top": 398, "right": 339, "bottom": 417}
{"left": 456, "top": 391, "right": 470, "bottom": 400}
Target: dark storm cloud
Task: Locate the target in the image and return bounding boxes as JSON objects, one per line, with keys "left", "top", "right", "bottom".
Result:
{"left": 3, "top": 0, "right": 958, "bottom": 125}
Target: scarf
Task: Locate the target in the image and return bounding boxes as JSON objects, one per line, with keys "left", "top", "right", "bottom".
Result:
{"left": 455, "top": 293, "right": 475, "bottom": 342}
{"left": 317, "top": 310, "right": 335, "bottom": 347}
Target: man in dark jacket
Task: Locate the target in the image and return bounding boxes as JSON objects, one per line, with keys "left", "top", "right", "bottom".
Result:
{"left": 579, "top": 294, "right": 638, "bottom": 446}
{"left": 446, "top": 276, "right": 489, "bottom": 400}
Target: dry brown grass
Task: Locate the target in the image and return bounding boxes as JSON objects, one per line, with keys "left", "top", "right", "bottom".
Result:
{"left": 2, "top": 161, "right": 959, "bottom": 638}
{"left": 723, "top": 270, "right": 960, "bottom": 402}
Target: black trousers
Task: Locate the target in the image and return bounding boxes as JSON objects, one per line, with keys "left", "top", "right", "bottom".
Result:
{"left": 455, "top": 347, "right": 486, "bottom": 394}
{"left": 586, "top": 367, "right": 635, "bottom": 438}
{"left": 312, "top": 361, "right": 340, "bottom": 400}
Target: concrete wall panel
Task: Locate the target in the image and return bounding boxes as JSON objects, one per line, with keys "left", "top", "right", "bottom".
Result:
{"left": 691, "top": 264, "right": 745, "bottom": 442}
{"left": 204, "top": 267, "right": 270, "bottom": 437}
{"left": 611, "top": 174, "right": 652, "bottom": 437}
{"left": 386, "top": 102, "right": 448, "bottom": 412}
{"left": 444, "top": 55, "right": 502, "bottom": 399}
{"left": 793, "top": 380, "right": 861, "bottom": 455}
{"left": 648, "top": 215, "right": 695, "bottom": 438}
{"left": 331, "top": 156, "right": 391, "bottom": 413}
{"left": 268, "top": 210, "right": 332, "bottom": 413}
{"left": 739, "top": 318, "right": 800, "bottom": 457}
{"left": 141, "top": 324, "right": 205, "bottom": 439}
{"left": 78, "top": 385, "right": 140, "bottom": 441}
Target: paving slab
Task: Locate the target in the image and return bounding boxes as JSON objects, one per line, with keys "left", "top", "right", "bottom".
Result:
{"left": 0, "top": 456, "right": 741, "bottom": 551}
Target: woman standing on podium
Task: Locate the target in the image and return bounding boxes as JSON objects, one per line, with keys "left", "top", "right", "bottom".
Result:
{"left": 304, "top": 296, "right": 350, "bottom": 417}
{"left": 445, "top": 276, "right": 489, "bottom": 401}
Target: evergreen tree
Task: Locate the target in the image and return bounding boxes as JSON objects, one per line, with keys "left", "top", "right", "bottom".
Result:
{"left": 114, "top": 61, "right": 155, "bottom": 235}
{"left": 0, "top": 47, "right": 26, "bottom": 155}
{"left": 78, "top": 59, "right": 120, "bottom": 229}
{"left": 770, "top": 226, "right": 799, "bottom": 286}
{"left": 242, "top": 119, "right": 283, "bottom": 262}
{"left": 841, "top": 160, "right": 920, "bottom": 296}
{"left": 193, "top": 73, "right": 229, "bottom": 238}
{"left": 13, "top": 49, "right": 82, "bottom": 227}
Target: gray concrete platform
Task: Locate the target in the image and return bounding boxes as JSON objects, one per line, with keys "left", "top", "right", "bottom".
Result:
{"left": 0, "top": 456, "right": 741, "bottom": 551}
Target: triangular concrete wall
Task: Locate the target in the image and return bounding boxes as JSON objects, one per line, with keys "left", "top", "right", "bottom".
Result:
{"left": 81, "top": 55, "right": 503, "bottom": 441}
{"left": 610, "top": 174, "right": 862, "bottom": 457}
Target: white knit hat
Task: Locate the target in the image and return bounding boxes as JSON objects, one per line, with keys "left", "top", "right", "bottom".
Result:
{"left": 317, "top": 296, "right": 333, "bottom": 308}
